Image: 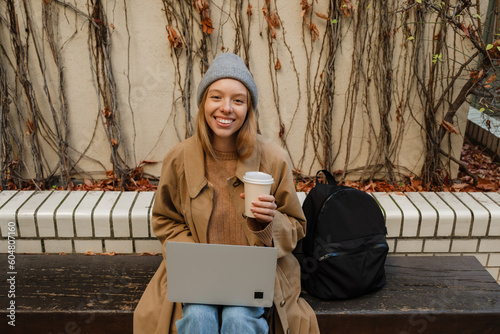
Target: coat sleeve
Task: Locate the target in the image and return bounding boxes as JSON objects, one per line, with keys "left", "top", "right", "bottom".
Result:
{"left": 263, "top": 144, "right": 306, "bottom": 259}
{"left": 152, "top": 151, "right": 196, "bottom": 259}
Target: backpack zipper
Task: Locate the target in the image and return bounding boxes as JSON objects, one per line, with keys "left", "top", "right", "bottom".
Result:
{"left": 318, "top": 243, "right": 388, "bottom": 262}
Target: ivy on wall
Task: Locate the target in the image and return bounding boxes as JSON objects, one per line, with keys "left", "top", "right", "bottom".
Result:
{"left": 0, "top": 0, "right": 496, "bottom": 190}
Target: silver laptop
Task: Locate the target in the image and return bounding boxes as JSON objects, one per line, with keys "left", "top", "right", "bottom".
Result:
{"left": 166, "top": 242, "right": 277, "bottom": 307}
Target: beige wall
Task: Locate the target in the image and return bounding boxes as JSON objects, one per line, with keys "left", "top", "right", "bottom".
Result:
{"left": 0, "top": 0, "right": 488, "bottom": 182}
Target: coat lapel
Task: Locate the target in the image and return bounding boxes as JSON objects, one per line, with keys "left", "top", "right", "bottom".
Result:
{"left": 183, "top": 137, "right": 211, "bottom": 243}
{"left": 184, "top": 136, "right": 208, "bottom": 199}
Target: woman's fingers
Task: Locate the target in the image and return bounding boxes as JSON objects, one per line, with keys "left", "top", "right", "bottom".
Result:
{"left": 251, "top": 195, "right": 277, "bottom": 223}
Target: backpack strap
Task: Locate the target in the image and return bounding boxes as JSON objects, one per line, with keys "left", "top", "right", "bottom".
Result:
{"left": 315, "top": 170, "right": 338, "bottom": 186}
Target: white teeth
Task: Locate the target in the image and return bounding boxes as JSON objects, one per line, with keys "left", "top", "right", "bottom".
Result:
{"left": 216, "top": 118, "right": 233, "bottom": 124}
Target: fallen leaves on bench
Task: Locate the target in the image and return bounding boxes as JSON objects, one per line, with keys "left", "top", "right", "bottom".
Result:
{"left": 139, "top": 252, "right": 159, "bottom": 256}
{"left": 294, "top": 139, "right": 499, "bottom": 193}
{"left": 83, "top": 251, "right": 116, "bottom": 256}
{"left": 78, "top": 251, "right": 158, "bottom": 256}
{"left": 3, "top": 139, "right": 498, "bottom": 193}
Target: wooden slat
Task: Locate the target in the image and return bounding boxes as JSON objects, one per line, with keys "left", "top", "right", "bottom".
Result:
{"left": 390, "top": 193, "right": 419, "bottom": 237}
{"left": 74, "top": 192, "right": 103, "bottom": 237}
{"left": 372, "top": 193, "right": 402, "bottom": 237}
{"left": 468, "top": 122, "right": 480, "bottom": 142}
{"left": 112, "top": 192, "right": 137, "bottom": 237}
{"left": 55, "top": 191, "right": 87, "bottom": 237}
{"left": 0, "top": 254, "right": 161, "bottom": 334}
{"left": 306, "top": 256, "right": 500, "bottom": 334}
{"left": 453, "top": 192, "right": 490, "bottom": 237}
{"left": 406, "top": 192, "right": 437, "bottom": 237}
{"left": 420, "top": 192, "right": 455, "bottom": 237}
{"left": 488, "top": 136, "right": 499, "bottom": 154}
{"left": 36, "top": 191, "right": 70, "bottom": 237}
{"left": 2, "top": 255, "right": 498, "bottom": 334}
{"left": 436, "top": 192, "right": 472, "bottom": 236}
{"left": 17, "top": 192, "right": 52, "bottom": 237}
{"left": 131, "top": 192, "right": 155, "bottom": 237}
{"left": 93, "top": 191, "right": 121, "bottom": 237}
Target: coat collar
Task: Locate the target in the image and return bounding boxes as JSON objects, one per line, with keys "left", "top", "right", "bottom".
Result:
{"left": 184, "top": 135, "right": 261, "bottom": 198}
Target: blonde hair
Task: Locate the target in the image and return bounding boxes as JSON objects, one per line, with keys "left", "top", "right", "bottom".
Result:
{"left": 196, "top": 89, "right": 257, "bottom": 160}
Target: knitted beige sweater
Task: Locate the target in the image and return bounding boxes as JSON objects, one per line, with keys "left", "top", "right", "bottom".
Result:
{"left": 206, "top": 150, "right": 248, "bottom": 245}
{"left": 205, "top": 150, "right": 273, "bottom": 246}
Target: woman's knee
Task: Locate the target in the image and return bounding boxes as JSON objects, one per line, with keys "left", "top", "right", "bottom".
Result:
{"left": 223, "top": 306, "right": 263, "bottom": 320}
{"left": 221, "top": 306, "right": 268, "bottom": 333}
{"left": 182, "top": 303, "right": 219, "bottom": 322}
{"left": 176, "top": 303, "right": 219, "bottom": 333}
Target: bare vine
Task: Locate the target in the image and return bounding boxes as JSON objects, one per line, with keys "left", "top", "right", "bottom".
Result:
{"left": 0, "top": 0, "right": 495, "bottom": 191}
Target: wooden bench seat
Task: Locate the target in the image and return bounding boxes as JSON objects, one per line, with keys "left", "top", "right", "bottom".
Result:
{"left": 1, "top": 255, "right": 499, "bottom": 333}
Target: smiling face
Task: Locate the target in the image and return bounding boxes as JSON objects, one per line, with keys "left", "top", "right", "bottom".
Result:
{"left": 204, "top": 78, "right": 249, "bottom": 152}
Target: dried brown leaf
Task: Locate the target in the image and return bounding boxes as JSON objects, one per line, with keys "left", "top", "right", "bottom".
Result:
{"left": 442, "top": 120, "right": 460, "bottom": 134}
{"left": 314, "top": 11, "right": 329, "bottom": 20}
{"left": 195, "top": 0, "right": 209, "bottom": 13}
{"left": 278, "top": 123, "right": 285, "bottom": 137}
{"left": 275, "top": 58, "right": 281, "bottom": 70}
{"left": 167, "top": 26, "right": 183, "bottom": 49}
{"left": 310, "top": 22, "right": 319, "bottom": 42}
{"left": 26, "top": 120, "right": 35, "bottom": 135}
{"left": 452, "top": 183, "right": 469, "bottom": 190}
{"left": 140, "top": 252, "right": 158, "bottom": 256}
{"left": 102, "top": 252, "right": 116, "bottom": 256}
{"left": 102, "top": 106, "right": 112, "bottom": 118}
{"left": 485, "top": 73, "right": 497, "bottom": 85}
{"left": 300, "top": 0, "right": 311, "bottom": 16}
{"left": 340, "top": 0, "right": 356, "bottom": 17}
{"left": 202, "top": 17, "right": 214, "bottom": 34}
{"left": 262, "top": 6, "right": 278, "bottom": 38}
{"left": 139, "top": 160, "right": 157, "bottom": 165}
{"left": 461, "top": 23, "right": 470, "bottom": 37}
{"left": 270, "top": 12, "right": 280, "bottom": 28}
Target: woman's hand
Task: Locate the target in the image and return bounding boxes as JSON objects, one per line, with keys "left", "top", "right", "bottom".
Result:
{"left": 240, "top": 193, "right": 277, "bottom": 224}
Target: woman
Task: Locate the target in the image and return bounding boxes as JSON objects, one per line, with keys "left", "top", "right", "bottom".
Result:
{"left": 134, "top": 53, "right": 319, "bottom": 334}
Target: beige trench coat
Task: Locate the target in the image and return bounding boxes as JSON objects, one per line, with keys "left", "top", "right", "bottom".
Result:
{"left": 134, "top": 135, "right": 319, "bottom": 334}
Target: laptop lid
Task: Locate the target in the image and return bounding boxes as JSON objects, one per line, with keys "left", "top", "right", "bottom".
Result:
{"left": 166, "top": 242, "right": 277, "bottom": 308}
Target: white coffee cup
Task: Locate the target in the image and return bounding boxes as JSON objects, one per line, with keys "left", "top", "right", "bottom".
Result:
{"left": 242, "top": 171, "right": 274, "bottom": 218}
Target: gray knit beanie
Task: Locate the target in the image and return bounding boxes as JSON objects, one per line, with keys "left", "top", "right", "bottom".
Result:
{"left": 197, "top": 53, "right": 258, "bottom": 109}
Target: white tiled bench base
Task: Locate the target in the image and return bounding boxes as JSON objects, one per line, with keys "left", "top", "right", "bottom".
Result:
{"left": 0, "top": 190, "right": 499, "bottom": 283}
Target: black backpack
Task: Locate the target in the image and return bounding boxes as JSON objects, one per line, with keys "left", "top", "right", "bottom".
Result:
{"left": 295, "top": 170, "right": 389, "bottom": 300}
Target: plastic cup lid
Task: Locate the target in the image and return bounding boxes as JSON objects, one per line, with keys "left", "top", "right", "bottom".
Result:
{"left": 242, "top": 172, "right": 274, "bottom": 185}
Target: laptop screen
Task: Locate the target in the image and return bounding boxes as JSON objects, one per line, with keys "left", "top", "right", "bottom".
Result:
{"left": 166, "top": 242, "right": 277, "bottom": 307}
